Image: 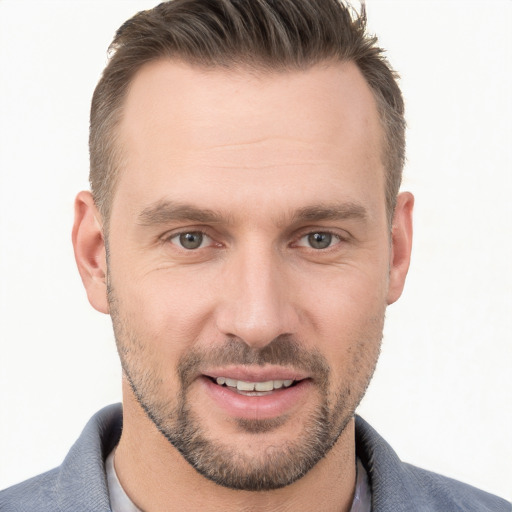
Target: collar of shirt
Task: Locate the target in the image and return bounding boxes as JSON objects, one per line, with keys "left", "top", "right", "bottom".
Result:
{"left": 105, "top": 449, "right": 372, "bottom": 512}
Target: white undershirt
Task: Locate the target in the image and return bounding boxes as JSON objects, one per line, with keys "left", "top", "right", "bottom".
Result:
{"left": 106, "top": 449, "right": 143, "bottom": 512}
{"left": 106, "top": 449, "right": 371, "bottom": 512}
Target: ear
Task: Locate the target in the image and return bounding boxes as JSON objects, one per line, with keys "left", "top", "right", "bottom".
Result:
{"left": 387, "top": 191, "right": 414, "bottom": 305}
{"left": 72, "top": 191, "right": 109, "bottom": 314}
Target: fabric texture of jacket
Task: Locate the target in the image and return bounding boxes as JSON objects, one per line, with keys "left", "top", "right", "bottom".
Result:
{"left": 1, "top": 404, "right": 509, "bottom": 511}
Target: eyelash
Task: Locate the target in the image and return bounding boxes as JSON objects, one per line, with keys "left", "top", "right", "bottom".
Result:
{"left": 163, "top": 228, "right": 347, "bottom": 252}
{"left": 165, "top": 230, "right": 214, "bottom": 250}
{"left": 293, "top": 230, "right": 345, "bottom": 250}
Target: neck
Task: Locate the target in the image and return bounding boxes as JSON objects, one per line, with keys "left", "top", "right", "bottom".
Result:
{"left": 115, "top": 382, "right": 357, "bottom": 512}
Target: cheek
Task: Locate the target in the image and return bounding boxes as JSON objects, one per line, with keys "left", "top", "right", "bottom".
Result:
{"left": 299, "top": 261, "right": 389, "bottom": 325}
{"left": 296, "top": 264, "right": 387, "bottom": 365}
{"left": 111, "top": 266, "right": 218, "bottom": 353}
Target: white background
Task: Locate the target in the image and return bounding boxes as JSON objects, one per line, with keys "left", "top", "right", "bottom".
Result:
{"left": 0, "top": 0, "right": 511, "bottom": 501}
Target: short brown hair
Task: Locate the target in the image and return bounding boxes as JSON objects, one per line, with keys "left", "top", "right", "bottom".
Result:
{"left": 90, "top": 0, "right": 405, "bottom": 227}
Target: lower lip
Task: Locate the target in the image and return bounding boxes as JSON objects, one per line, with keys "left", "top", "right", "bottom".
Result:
{"left": 201, "top": 377, "right": 312, "bottom": 420}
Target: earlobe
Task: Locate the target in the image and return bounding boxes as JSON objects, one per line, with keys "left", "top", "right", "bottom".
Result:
{"left": 72, "top": 191, "right": 109, "bottom": 314}
{"left": 387, "top": 191, "right": 414, "bottom": 305}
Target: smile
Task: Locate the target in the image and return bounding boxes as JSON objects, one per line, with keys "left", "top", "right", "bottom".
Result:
{"left": 213, "top": 377, "right": 297, "bottom": 395}
{"left": 200, "top": 372, "right": 311, "bottom": 419}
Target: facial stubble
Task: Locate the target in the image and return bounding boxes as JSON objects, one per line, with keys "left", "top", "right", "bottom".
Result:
{"left": 108, "top": 283, "right": 383, "bottom": 491}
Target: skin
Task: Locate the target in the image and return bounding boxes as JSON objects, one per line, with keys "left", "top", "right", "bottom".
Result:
{"left": 73, "top": 60, "right": 413, "bottom": 511}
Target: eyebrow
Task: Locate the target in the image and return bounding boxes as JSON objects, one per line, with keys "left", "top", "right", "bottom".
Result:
{"left": 289, "top": 203, "right": 368, "bottom": 225}
{"left": 137, "top": 200, "right": 368, "bottom": 227}
{"left": 138, "top": 200, "right": 227, "bottom": 226}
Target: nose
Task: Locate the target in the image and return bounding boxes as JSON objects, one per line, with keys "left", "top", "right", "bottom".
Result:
{"left": 215, "top": 241, "right": 299, "bottom": 349}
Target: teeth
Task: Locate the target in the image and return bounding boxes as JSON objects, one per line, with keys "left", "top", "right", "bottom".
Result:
{"left": 254, "top": 381, "right": 274, "bottom": 392}
{"left": 215, "top": 377, "right": 296, "bottom": 391}
{"left": 237, "top": 381, "right": 255, "bottom": 391}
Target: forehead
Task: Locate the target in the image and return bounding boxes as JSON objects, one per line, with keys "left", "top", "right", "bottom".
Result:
{"left": 112, "top": 59, "right": 385, "bottom": 221}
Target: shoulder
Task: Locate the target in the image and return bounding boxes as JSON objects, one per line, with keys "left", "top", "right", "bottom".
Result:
{"left": 400, "top": 462, "right": 511, "bottom": 512}
{"left": 355, "top": 416, "right": 511, "bottom": 512}
{"left": 0, "top": 404, "right": 122, "bottom": 512}
{"left": 0, "top": 468, "right": 59, "bottom": 511}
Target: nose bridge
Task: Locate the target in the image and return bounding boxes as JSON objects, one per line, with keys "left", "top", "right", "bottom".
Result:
{"left": 216, "top": 237, "right": 295, "bottom": 347}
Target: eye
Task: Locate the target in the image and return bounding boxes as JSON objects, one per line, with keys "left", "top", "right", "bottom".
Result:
{"left": 169, "top": 231, "right": 211, "bottom": 250}
{"left": 297, "top": 232, "right": 340, "bottom": 250}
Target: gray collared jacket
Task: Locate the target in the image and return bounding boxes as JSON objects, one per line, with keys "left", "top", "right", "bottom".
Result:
{"left": 1, "top": 404, "right": 510, "bottom": 511}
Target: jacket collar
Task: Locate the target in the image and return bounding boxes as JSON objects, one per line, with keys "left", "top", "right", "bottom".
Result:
{"left": 56, "top": 404, "right": 122, "bottom": 511}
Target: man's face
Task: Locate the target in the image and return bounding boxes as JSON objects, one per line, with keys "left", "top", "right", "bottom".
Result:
{"left": 103, "top": 60, "right": 405, "bottom": 490}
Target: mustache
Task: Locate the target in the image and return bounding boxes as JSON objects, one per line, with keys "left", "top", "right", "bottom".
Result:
{"left": 178, "top": 334, "right": 330, "bottom": 388}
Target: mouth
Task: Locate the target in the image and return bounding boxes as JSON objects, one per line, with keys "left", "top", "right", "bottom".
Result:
{"left": 199, "top": 367, "right": 312, "bottom": 419}
{"left": 207, "top": 376, "right": 300, "bottom": 396}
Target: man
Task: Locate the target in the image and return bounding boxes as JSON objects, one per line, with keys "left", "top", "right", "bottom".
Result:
{"left": 0, "top": 0, "right": 509, "bottom": 510}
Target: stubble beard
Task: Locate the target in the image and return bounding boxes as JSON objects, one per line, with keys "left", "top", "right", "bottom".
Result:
{"left": 108, "top": 285, "right": 383, "bottom": 491}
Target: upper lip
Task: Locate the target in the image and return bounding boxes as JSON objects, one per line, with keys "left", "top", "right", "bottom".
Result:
{"left": 201, "top": 365, "right": 310, "bottom": 382}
